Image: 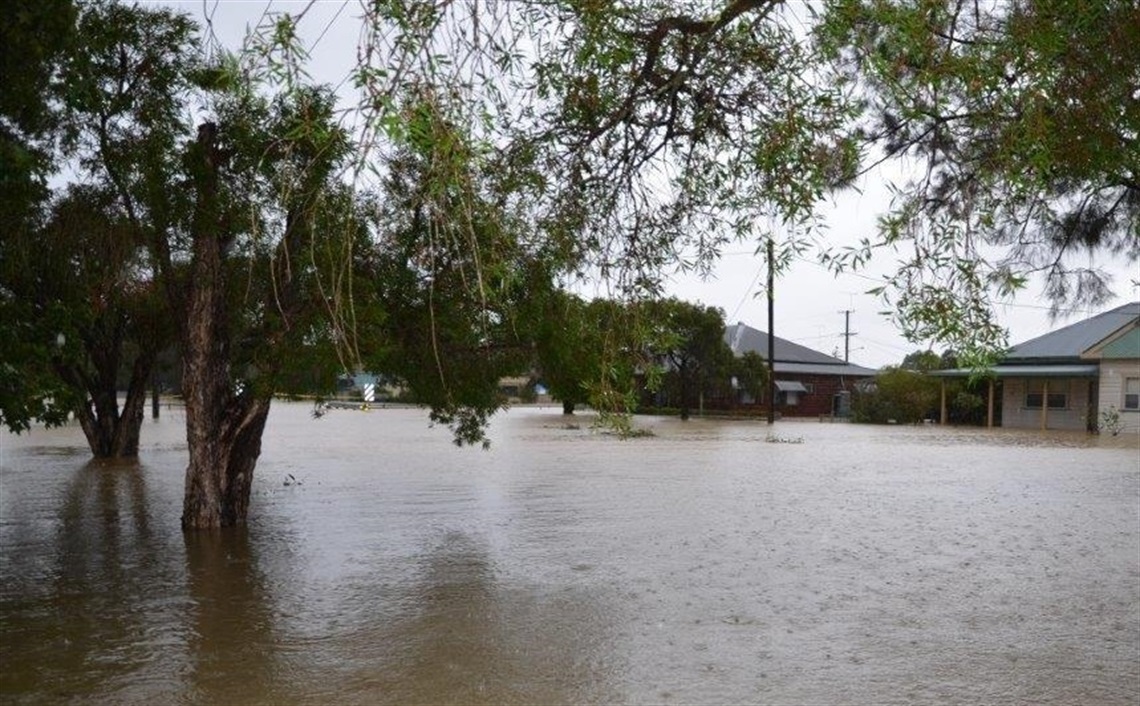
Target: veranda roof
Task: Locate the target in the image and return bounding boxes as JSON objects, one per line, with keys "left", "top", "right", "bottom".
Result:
{"left": 929, "top": 365, "right": 1100, "bottom": 378}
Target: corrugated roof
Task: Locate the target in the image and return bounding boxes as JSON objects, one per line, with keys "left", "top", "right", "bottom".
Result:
{"left": 725, "top": 323, "right": 878, "bottom": 377}
{"left": 931, "top": 364, "right": 1099, "bottom": 378}
{"left": 774, "top": 362, "right": 880, "bottom": 377}
{"left": 1006, "top": 302, "right": 1140, "bottom": 361}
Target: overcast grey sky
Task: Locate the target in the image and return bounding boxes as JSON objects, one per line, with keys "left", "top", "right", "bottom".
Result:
{"left": 166, "top": 0, "right": 1138, "bottom": 368}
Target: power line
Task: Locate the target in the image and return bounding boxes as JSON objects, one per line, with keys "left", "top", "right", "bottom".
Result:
{"left": 860, "top": 335, "right": 914, "bottom": 354}
{"left": 727, "top": 261, "right": 765, "bottom": 323}
{"left": 309, "top": 1, "right": 350, "bottom": 54}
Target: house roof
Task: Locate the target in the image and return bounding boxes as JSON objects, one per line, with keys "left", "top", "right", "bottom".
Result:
{"left": 1006, "top": 301, "right": 1140, "bottom": 362}
{"left": 725, "top": 322, "right": 878, "bottom": 377}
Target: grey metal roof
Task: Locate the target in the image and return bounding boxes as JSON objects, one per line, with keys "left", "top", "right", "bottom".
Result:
{"left": 1006, "top": 301, "right": 1140, "bottom": 361}
{"left": 774, "top": 361, "right": 879, "bottom": 377}
{"left": 931, "top": 364, "right": 1100, "bottom": 378}
{"left": 725, "top": 323, "right": 878, "bottom": 377}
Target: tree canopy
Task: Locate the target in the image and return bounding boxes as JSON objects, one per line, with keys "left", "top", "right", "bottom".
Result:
{"left": 641, "top": 298, "right": 735, "bottom": 420}
{"left": 0, "top": 0, "right": 189, "bottom": 454}
{"left": 819, "top": 0, "right": 1139, "bottom": 363}
{"left": 531, "top": 291, "right": 609, "bottom": 416}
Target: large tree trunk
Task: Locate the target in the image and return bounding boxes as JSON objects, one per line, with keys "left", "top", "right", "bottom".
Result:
{"left": 181, "top": 394, "right": 271, "bottom": 530}
{"left": 179, "top": 121, "right": 271, "bottom": 531}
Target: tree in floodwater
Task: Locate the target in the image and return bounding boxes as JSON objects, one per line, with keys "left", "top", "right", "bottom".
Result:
{"left": 362, "top": 122, "right": 551, "bottom": 446}
{"left": 0, "top": 187, "right": 170, "bottom": 456}
{"left": 6, "top": 0, "right": 558, "bottom": 527}
{"left": 531, "top": 292, "right": 610, "bottom": 416}
{"left": 0, "top": 0, "right": 365, "bottom": 522}
{"left": 177, "top": 82, "right": 367, "bottom": 528}
{"left": 640, "top": 299, "right": 734, "bottom": 420}
{"left": 177, "top": 74, "right": 551, "bottom": 525}
{"left": 0, "top": 1, "right": 187, "bottom": 456}
{"left": 819, "top": 0, "right": 1140, "bottom": 363}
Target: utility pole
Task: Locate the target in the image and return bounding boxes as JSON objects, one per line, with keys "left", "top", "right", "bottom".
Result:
{"left": 839, "top": 309, "right": 856, "bottom": 363}
{"left": 767, "top": 237, "right": 775, "bottom": 425}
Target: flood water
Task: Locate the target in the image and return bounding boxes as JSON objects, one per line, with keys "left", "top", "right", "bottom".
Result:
{"left": 1, "top": 403, "right": 1138, "bottom": 705}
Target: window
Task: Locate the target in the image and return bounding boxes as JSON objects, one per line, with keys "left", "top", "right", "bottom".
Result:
{"left": 1125, "top": 377, "right": 1140, "bottom": 411}
{"left": 775, "top": 380, "right": 807, "bottom": 406}
{"left": 1025, "top": 380, "right": 1067, "bottom": 409}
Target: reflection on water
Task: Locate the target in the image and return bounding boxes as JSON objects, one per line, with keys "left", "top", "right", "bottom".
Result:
{"left": 184, "top": 529, "right": 281, "bottom": 705}
{"left": 329, "top": 531, "right": 619, "bottom": 706}
{"left": 1, "top": 405, "right": 1137, "bottom": 705}
{"left": 0, "top": 457, "right": 188, "bottom": 704}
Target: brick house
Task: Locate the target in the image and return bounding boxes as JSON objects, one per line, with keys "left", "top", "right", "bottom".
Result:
{"left": 724, "top": 322, "right": 878, "bottom": 417}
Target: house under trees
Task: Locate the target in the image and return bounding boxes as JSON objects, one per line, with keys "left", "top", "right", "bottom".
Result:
{"left": 724, "top": 322, "right": 877, "bottom": 418}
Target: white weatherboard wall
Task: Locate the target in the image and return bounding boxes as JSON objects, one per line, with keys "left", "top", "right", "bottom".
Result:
{"left": 1098, "top": 360, "right": 1140, "bottom": 434}
{"left": 1001, "top": 378, "right": 1093, "bottom": 431}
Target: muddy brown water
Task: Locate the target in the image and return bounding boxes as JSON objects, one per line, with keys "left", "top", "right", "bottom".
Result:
{"left": 1, "top": 403, "right": 1137, "bottom": 705}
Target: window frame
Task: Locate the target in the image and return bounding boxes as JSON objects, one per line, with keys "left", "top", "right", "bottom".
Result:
{"left": 1124, "top": 377, "right": 1140, "bottom": 411}
{"left": 1024, "top": 379, "right": 1067, "bottom": 410}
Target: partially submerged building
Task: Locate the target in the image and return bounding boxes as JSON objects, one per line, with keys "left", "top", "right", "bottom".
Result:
{"left": 933, "top": 302, "right": 1140, "bottom": 432}
{"left": 724, "top": 322, "right": 877, "bottom": 417}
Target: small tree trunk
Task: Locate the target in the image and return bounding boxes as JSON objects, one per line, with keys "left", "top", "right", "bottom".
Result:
{"left": 72, "top": 355, "right": 152, "bottom": 459}
{"left": 151, "top": 370, "right": 160, "bottom": 420}
{"left": 679, "top": 367, "right": 691, "bottom": 421}
{"left": 562, "top": 400, "right": 575, "bottom": 415}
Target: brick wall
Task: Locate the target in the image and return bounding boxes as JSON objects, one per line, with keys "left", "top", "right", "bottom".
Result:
{"left": 736, "top": 373, "right": 869, "bottom": 417}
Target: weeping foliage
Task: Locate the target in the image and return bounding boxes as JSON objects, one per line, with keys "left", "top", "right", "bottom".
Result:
{"left": 314, "top": 0, "right": 860, "bottom": 420}
{"left": 363, "top": 101, "right": 550, "bottom": 445}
